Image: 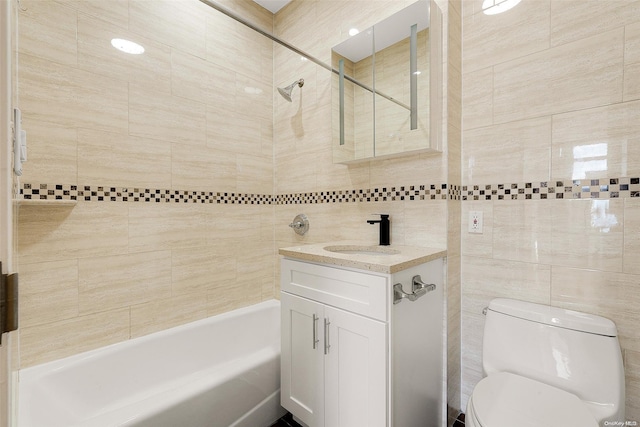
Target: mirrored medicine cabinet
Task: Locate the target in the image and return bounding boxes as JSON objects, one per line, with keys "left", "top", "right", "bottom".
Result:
{"left": 331, "top": 0, "right": 443, "bottom": 164}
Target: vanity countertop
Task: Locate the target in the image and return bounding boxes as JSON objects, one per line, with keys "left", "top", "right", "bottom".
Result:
{"left": 279, "top": 241, "right": 447, "bottom": 274}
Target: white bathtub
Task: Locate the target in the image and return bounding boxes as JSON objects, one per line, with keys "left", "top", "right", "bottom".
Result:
{"left": 18, "top": 300, "right": 285, "bottom": 427}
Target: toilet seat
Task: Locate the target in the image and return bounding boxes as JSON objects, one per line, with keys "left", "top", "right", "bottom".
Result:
{"left": 467, "top": 372, "right": 599, "bottom": 427}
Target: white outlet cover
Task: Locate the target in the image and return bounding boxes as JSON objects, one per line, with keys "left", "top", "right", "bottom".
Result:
{"left": 468, "top": 211, "right": 483, "bottom": 234}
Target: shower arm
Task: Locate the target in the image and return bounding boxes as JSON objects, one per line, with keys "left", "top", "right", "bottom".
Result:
{"left": 198, "top": 0, "right": 411, "bottom": 112}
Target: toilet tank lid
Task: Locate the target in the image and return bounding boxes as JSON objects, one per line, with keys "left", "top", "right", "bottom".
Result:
{"left": 488, "top": 298, "right": 618, "bottom": 337}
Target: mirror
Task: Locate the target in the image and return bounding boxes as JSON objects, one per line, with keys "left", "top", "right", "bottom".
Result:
{"left": 331, "top": 0, "right": 443, "bottom": 163}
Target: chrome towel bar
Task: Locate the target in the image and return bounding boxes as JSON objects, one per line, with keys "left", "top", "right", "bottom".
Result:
{"left": 393, "top": 275, "right": 436, "bottom": 304}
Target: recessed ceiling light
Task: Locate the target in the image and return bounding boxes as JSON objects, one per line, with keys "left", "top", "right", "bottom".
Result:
{"left": 348, "top": 28, "right": 359, "bottom": 37}
{"left": 482, "top": 0, "right": 521, "bottom": 15}
{"left": 111, "top": 38, "right": 145, "bottom": 55}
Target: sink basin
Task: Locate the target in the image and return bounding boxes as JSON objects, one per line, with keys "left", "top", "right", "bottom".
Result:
{"left": 323, "top": 245, "right": 400, "bottom": 256}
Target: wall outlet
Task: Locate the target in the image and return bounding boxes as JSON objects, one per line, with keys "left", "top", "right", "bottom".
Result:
{"left": 468, "top": 211, "right": 483, "bottom": 234}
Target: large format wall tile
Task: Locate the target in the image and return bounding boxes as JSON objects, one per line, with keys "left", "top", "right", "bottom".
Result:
{"left": 129, "top": 0, "right": 207, "bottom": 59}
{"left": 78, "top": 251, "right": 172, "bottom": 315}
{"left": 626, "top": 350, "right": 640, "bottom": 421}
{"left": 550, "top": 199, "right": 624, "bottom": 272}
{"left": 19, "top": 260, "right": 79, "bottom": 328}
{"left": 19, "top": 54, "right": 129, "bottom": 133}
{"left": 550, "top": 266, "right": 640, "bottom": 352}
{"left": 550, "top": 0, "right": 640, "bottom": 47}
{"left": 625, "top": 22, "right": 640, "bottom": 101}
{"left": 173, "top": 52, "right": 237, "bottom": 108}
{"left": 463, "top": 117, "right": 551, "bottom": 185}
{"left": 625, "top": 62, "right": 640, "bottom": 101}
{"left": 130, "top": 292, "right": 209, "bottom": 338}
{"left": 463, "top": 0, "right": 549, "bottom": 73}
{"left": 20, "top": 309, "right": 130, "bottom": 368}
{"left": 493, "top": 29, "right": 624, "bottom": 124}
{"left": 53, "top": 0, "right": 129, "bottom": 28}
{"left": 492, "top": 200, "right": 552, "bottom": 264}
{"left": 171, "top": 143, "right": 236, "bottom": 192}
{"left": 77, "top": 15, "right": 172, "bottom": 94}
{"left": 19, "top": 0, "right": 78, "bottom": 66}
{"left": 129, "top": 86, "right": 207, "bottom": 145}
{"left": 552, "top": 100, "right": 640, "bottom": 180}
{"left": 128, "top": 204, "right": 208, "bottom": 252}
{"left": 461, "top": 256, "right": 551, "bottom": 315}
{"left": 624, "top": 197, "right": 640, "bottom": 275}
{"left": 461, "top": 310, "right": 484, "bottom": 402}
{"left": 19, "top": 118, "right": 77, "bottom": 185}
{"left": 18, "top": 203, "right": 129, "bottom": 264}
{"left": 206, "top": 10, "right": 272, "bottom": 84}
{"left": 77, "top": 129, "right": 172, "bottom": 189}
{"left": 171, "top": 246, "right": 236, "bottom": 295}
{"left": 462, "top": 66, "right": 492, "bottom": 130}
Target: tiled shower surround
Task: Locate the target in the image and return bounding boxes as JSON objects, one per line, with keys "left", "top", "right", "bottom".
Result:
{"left": 13, "top": 0, "right": 640, "bottom": 424}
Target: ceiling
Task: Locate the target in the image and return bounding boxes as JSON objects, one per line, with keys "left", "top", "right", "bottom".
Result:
{"left": 252, "top": 0, "right": 292, "bottom": 13}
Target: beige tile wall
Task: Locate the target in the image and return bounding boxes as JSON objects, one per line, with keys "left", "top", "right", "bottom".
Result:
{"left": 447, "top": 0, "right": 462, "bottom": 422}
{"left": 16, "top": 0, "right": 275, "bottom": 367}
{"left": 274, "top": 0, "right": 448, "bottom": 191}
{"left": 273, "top": 0, "right": 459, "bottom": 422}
{"left": 461, "top": 0, "right": 640, "bottom": 420}
{"left": 15, "top": 0, "right": 463, "bottom": 419}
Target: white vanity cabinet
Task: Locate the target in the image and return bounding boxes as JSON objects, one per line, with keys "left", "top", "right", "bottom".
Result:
{"left": 280, "top": 251, "right": 445, "bottom": 427}
{"left": 280, "top": 292, "right": 386, "bottom": 427}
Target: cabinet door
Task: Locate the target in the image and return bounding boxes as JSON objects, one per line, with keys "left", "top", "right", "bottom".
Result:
{"left": 281, "top": 292, "right": 325, "bottom": 427}
{"left": 324, "top": 306, "right": 387, "bottom": 427}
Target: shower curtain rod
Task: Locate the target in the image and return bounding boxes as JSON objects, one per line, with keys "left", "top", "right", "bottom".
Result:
{"left": 198, "top": 0, "right": 411, "bottom": 111}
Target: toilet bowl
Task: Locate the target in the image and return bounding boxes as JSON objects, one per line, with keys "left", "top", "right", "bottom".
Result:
{"left": 466, "top": 298, "right": 625, "bottom": 427}
{"left": 466, "top": 372, "right": 598, "bottom": 427}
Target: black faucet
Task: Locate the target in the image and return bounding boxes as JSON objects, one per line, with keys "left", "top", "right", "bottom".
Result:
{"left": 367, "top": 214, "right": 390, "bottom": 246}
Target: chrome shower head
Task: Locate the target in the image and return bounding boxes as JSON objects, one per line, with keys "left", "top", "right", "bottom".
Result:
{"left": 277, "top": 78, "right": 304, "bottom": 102}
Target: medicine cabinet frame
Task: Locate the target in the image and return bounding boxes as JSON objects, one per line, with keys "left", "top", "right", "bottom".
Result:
{"left": 331, "top": 0, "right": 443, "bottom": 164}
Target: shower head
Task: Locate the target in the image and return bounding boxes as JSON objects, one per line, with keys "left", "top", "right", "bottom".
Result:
{"left": 277, "top": 78, "right": 304, "bottom": 102}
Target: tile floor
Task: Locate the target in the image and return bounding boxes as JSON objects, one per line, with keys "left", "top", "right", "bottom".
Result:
{"left": 453, "top": 412, "right": 466, "bottom": 426}
{"left": 270, "top": 413, "right": 303, "bottom": 427}
{"left": 271, "top": 412, "right": 466, "bottom": 426}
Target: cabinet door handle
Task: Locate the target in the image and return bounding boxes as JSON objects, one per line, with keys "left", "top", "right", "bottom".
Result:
{"left": 324, "top": 318, "right": 331, "bottom": 355}
{"left": 312, "top": 314, "right": 319, "bottom": 349}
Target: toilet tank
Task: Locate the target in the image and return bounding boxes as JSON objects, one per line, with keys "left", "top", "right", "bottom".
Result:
{"left": 482, "top": 298, "right": 625, "bottom": 424}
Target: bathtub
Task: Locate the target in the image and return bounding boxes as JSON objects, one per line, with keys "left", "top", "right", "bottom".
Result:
{"left": 18, "top": 299, "right": 285, "bottom": 427}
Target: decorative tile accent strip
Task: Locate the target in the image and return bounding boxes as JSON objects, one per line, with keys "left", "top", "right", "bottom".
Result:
{"left": 461, "top": 178, "right": 640, "bottom": 201}
{"left": 216, "top": 192, "right": 273, "bottom": 204}
{"left": 19, "top": 183, "right": 452, "bottom": 205}
{"left": 19, "top": 179, "right": 637, "bottom": 205}
{"left": 274, "top": 185, "right": 450, "bottom": 204}
{"left": 19, "top": 184, "right": 271, "bottom": 205}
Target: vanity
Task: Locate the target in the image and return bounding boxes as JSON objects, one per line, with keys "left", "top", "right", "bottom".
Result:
{"left": 279, "top": 242, "right": 446, "bottom": 427}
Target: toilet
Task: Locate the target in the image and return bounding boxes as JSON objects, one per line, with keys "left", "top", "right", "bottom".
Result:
{"left": 466, "top": 298, "right": 625, "bottom": 427}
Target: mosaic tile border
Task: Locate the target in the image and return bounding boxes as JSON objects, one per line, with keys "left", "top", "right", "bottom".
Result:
{"left": 17, "top": 179, "right": 639, "bottom": 205}
{"left": 274, "top": 185, "right": 452, "bottom": 204}
{"left": 18, "top": 183, "right": 454, "bottom": 205}
{"left": 462, "top": 178, "right": 640, "bottom": 201}
{"left": 18, "top": 184, "right": 272, "bottom": 205}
